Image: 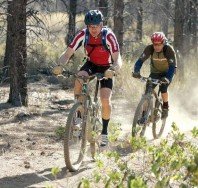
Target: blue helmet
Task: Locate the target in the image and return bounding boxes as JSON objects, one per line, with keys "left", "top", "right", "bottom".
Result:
{"left": 84, "top": 10, "right": 104, "bottom": 25}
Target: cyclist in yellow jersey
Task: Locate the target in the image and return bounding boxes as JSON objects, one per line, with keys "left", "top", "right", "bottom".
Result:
{"left": 132, "top": 32, "right": 177, "bottom": 119}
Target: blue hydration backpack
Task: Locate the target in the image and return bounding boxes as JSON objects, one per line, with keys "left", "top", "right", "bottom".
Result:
{"left": 84, "top": 27, "right": 110, "bottom": 52}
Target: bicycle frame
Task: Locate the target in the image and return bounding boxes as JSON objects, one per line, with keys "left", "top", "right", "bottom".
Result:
{"left": 132, "top": 76, "right": 167, "bottom": 138}
{"left": 76, "top": 74, "right": 103, "bottom": 137}
{"left": 132, "top": 77, "right": 166, "bottom": 139}
{"left": 63, "top": 72, "right": 104, "bottom": 171}
{"left": 77, "top": 74, "right": 101, "bottom": 113}
{"left": 141, "top": 77, "right": 162, "bottom": 123}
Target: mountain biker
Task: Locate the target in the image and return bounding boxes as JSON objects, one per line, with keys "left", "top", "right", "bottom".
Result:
{"left": 132, "top": 32, "right": 177, "bottom": 119}
{"left": 53, "top": 10, "right": 122, "bottom": 147}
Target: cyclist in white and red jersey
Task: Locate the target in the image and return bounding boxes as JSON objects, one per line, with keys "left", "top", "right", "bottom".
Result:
{"left": 53, "top": 10, "right": 122, "bottom": 147}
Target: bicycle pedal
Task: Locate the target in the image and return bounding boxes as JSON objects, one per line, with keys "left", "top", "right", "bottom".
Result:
{"left": 73, "top": 130, "right": 81, "bottom": 137}
{"left": 73, "top": 118, "right": 82, "bottom": 128}
{"left": 99, "top": 144, "right": 110, "bottom": 153}
{"left": 154, "top": 114, "right": 160, "bottom": 122}
{"left": 137, "top": 117, "right": 147, "bottom": 125}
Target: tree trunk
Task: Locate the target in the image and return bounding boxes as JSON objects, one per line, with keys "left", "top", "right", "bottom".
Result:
{"left": 174, "top": 0, "right": 186, "bottom": 79}
{"left": 174, "top": 0, "right": 185, "bottom": 54}
{"left": 191, "top": 0, "right": 197, "bottom": 55}
{"left": 183, "top": 0, "right": 191, "bottom": 55}
{"left": 66, "top": 0, "right": 77, "bottom": 46}
{"left": 95, "top": 0, "right": 99, "bottom": 8}
{"left": 3, "top": 0, "right": 12, "bottom": 80}
{"left": 8, "top": 0, "right": 28, "bottom": 106}
{"left": 113, "top": 0, "right": 124, "bottom": 54}
{"left": 136, "top": 0, "right": 143, "bottom": 41}
{"left": 161, "top": 0, "right": 170, "bottom": 36}
{"left": 99, "top": 0, "right": 108, "bottom": 25}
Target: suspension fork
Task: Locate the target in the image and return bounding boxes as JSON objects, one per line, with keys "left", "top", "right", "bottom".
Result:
{"left": 145, "top": 82, "right": 155, "bottom": 122}
{"left": 153, "top": 88, "right": 162, "bottom": 107}
{"left": 152, "top": 88, "right": 162, "bottom": 122}
{"left": 80, "top": 82, "right": 90, "bottom": 123}
{"left": 94, "top": 80, "right": 100, "bottom": 103}
{"left": 91, "top": 80, "right": 100, "bottom": 118}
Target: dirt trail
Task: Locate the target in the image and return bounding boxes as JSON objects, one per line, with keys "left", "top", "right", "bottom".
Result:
{"left": 0, "top": 81, "right": 197, "bottom": 188}
{"left": 112, "top": 94, "right": 197, "bottom": 140}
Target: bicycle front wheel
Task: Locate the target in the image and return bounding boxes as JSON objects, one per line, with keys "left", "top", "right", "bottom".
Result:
{"left": 87, "top": 104, "right": 102, "bottom": 159}
{"left": 64, "top": 102, "right": 87, "bottom": 172}
{"left": 152, "top": 100, "right": 166, "bottom": 139}
{"left": 132, "top": 97, "right": 151, "bottom": 137}
{"left": 90, "top": 118, "right": 102, "bottom": 159}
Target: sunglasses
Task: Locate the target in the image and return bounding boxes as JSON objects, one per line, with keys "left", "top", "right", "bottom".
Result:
{"left": 88, "top": 24, "right": 101, "bottom": 29}
{"left": 153, "top": 43, "right": 163, "bottom": 46}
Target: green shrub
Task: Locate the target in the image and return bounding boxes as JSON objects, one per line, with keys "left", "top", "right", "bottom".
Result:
{"left": 79, "top": 123, "right": 198, "bottom": 187}
{"left": 55, "top": 126, "right": 65, "bottom": 139}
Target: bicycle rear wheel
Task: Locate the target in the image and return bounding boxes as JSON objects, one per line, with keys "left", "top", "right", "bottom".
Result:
{"left": 64, "top": 103, "right": 87, "bottom": 172}
{"left": 132, "top": 97, "right": 151, "bottom": 137}
{"left": 152, "top": 100, "right": 166, "bottom": 139}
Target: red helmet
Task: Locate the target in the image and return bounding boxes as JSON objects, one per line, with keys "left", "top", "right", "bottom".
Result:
{"left": 151, "top": 32, "right": 166, "bottom": 43}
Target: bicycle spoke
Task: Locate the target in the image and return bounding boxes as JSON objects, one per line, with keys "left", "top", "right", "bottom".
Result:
{"left": 132, "top": 98, "right": 151, "bottom": 137}
{"left": 152, "top": 117, "right": 166, "bottom": 139}
{"left": 64, "top": 103, "right": 87, "bottom": 171}
{"left": 152, "top": 103, "right": 166, "bottom": 139}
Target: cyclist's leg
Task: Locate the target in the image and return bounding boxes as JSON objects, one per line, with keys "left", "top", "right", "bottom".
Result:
{"left": 100, "top": 87, "right": 112, "bottom": 125}
{"left": 74, "top": 61, "right": 93, "bottom": 97}
{"left": 73, "top": 67, "right": 89, "bottom": 124}
{"left": 149, "top": 73, "right": 169, "bottom": 118}
{"left": 160, "top": 84, "right": 169, "bottom": 118}
{"left": 100, "top": 79, "right": 113, "bottom": 146}
{"left": 88, "top": 64, "right": 112, "bottom": 146}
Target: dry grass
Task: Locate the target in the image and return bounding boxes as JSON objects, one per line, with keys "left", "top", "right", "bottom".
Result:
{"left": 1, "top": 11, "right": 197, "bottom": 104}
{"left": 31, "top": 12, "right": 85, "bottom": 38}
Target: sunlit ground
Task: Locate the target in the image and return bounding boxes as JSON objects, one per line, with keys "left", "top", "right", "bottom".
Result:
{"left": 112, "top": 92, "right": 198, "bottom": 141}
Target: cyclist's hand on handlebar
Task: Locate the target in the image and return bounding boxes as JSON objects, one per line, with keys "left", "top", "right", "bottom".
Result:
{"left": 52, "top": 65, "right": 63, "bottom": 75}
{"left": 104, "top": 69, "right": 115, "bottom": 79}
{"left": 132, "top": 72, "right": 141, "bottom": 79}
{"left": 160, "top": 77, "right": 170, "bottom": 85}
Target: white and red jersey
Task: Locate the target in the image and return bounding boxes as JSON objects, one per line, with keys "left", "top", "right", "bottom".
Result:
{"left": 69, "top": 28, "right": 119, "bottom": 66}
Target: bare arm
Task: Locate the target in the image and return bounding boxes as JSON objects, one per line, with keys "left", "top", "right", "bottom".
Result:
{"left": 111, "top": 51, "right": 122, "bottom": 72}
{"left": 106, "top": 31, "right": 122, "bottom": 72}
{"left": 58, "top": 47, "right": 75, "bottom": 65}
{"left": 58, "top": 29, "right": 85, "bottom": 65}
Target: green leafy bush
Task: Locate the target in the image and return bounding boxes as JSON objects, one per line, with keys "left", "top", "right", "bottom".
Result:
{"left": 78, "top": 123, "right": 198, "bottom": 187}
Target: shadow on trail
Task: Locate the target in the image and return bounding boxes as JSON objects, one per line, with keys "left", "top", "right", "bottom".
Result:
{"left": 0, "top": 167, "right": 65, "bottom": 188}
{"left": 0, "top": 110, "right": 63, "bottom": 126}
{"left": 113, "top": 145, "right": 132, "bottom": 157}
{"left": 0, "top": 102, "right": 13, "bottom": 112}
{"left": 0, "top": 108, "right": 71, "bottom": 126}
{"left": 0, "top": 165, "right": 93, "bottom": 188}
{"left": 52, "top": 99, "right": 74, "bottom": 106}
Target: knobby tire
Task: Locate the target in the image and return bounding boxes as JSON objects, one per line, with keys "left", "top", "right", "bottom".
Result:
{"left": 64, "top": 103, "right": 87, "bottom": 172}
{"left": 132, "top": 97, "right": 151, "bottom": 137}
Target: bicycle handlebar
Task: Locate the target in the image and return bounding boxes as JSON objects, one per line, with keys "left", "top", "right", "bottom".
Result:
{"left": 140, "top": 77, "right": 159, "bottom": 84}
{"left": 76, "top": 73, "right": 105, "bottom": 81}
{"left": 61, "top": 70, "right": 106, "bottom": 81}
{"left": 139, "top": 76, "right": 167, "bottom": 85}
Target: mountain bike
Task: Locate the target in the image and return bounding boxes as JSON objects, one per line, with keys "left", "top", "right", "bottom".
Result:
{"left": 63, "top": 72, "right": 104, "bottom": 172}
{"left": 132, "top": 77, "right": 167, "bottom": 139}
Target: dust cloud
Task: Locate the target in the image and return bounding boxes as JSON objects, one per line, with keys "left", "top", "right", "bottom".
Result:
{"left": 111, "top": 82, "right": 198, "bottom": 139}
{"left": 165, "top": 83, "right": 198, "bottom": 135}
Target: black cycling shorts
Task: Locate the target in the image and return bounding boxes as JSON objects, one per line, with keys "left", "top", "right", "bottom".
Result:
{"left": 79, "top": 61, "right": 113, "bottom": 90}
{"left": 146, "top": 73, "right": 169, "bottom": 93}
